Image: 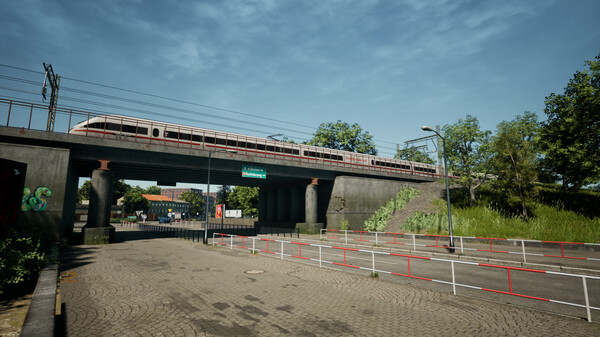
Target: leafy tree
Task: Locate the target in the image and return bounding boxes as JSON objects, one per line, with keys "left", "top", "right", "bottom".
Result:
{"left": 78, "top": 179, "right": 131, "bottom": 205}
{"left": 122, "top": 186, "right": 150, "bottom": 213}
{"left": 227, "top": 186, "right": 259, "bottom": 217}
{"left": 179, "top": 191, "right": 204, "bottom": 218}
{"left": 143, "top": 186, "right": 161, "bottom": 195}
{"left": 443, "top": 115, "right": 492, "bottom": 206}
{"left": 112, "top": 179, "right": 131, "bottom": 205}
{"left": 305, "top": 120, "right": 377, "bottom": 155}
{"left": 490, "top": 112, "right": 539, "bottom": 220}
{"left": 77, "top": 180, "right": 91, "bottom": 203}
{"left": 216, "top": 185, "right": 232, "bottom": 208}
{"left": 539, "top": 53, "right": 600, "bottom": 190}
{"left": 394, "top": 147, "right": 436, "bottom": 164}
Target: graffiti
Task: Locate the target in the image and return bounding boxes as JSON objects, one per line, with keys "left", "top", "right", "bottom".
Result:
{"left": 21, "top": 186, "right": 52, "bottom": 212}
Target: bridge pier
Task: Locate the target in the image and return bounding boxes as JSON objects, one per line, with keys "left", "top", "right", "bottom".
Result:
{"left": 83, "top": 160, "right": 115, "bottom": 244}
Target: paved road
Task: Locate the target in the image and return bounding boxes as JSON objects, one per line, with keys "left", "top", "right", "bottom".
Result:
{"left": 60, "top": 228, "right": 600, "bottom": 336}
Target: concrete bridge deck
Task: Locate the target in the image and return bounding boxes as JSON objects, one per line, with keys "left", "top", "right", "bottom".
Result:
{"left": 58, "top": 227, "right": 600, "bottom": 336}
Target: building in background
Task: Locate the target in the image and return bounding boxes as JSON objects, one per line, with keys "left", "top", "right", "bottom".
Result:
{"left": 161, "top": 188, "right": 202, "bottom": 201}
{"left": 143, "top": 194, "right": 190, "bottom": 219}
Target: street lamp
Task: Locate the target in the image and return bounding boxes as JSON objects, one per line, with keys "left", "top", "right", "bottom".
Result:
{"left": 421, "top": 125, "right": 455, "bottom": 252}
{"left": 204, "top": 148, "right": 237, "bottom": 244}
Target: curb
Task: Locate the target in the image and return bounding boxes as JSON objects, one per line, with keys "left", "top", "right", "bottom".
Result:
{"left": 19, "top": 243, "right": 59, "bottom": 337}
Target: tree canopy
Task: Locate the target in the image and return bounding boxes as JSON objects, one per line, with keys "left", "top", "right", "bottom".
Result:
{"left": 305, "top": 120, "right": 377, "bottom": 155}
{"left": 122, "top": 186, "right": 150, "bottom": 214}
{"left": 77, "top": 179, "right": 131, "bottom": 205}
{"left": 227, "top": 186, "right": 259, "bottom": 218}
{"left": 539, "top": 52, "right": 600, "bottom": 190}
{"left": 490, "top": 112, "right": 539, "bottom": 220}
{"left": 443, "top": 115, "right": 492, "bottom": 205}
{"left": 394, "top": 147, "right": 436, "bottom": 165}
{"left": 179, "top": 191, "right": 204, "bottom": 218}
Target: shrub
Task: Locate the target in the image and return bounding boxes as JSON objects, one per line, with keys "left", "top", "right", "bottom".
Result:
{"left": 0, "top": 224, "right": 51, "bottom": 297}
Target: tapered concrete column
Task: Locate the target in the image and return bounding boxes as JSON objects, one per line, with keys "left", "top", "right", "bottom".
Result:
{"left": 277, "top": 188, "right": 290, "bottom": 224}
{"left": 258, "top": 189, "right": 268, "bottom": 223}
{"left": 305, "top": 178, "right": 318, "bottom": 224}
{"left": 83, "top": 160, "right": 115, "bottom": 244}
{"left": 290, "top": 185, "right": 304, "bottom": 223}
{"left": 267, "top": 189, "right": 277, "bottom": 222}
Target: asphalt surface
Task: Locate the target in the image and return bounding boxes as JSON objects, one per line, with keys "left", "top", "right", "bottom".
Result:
{"left": 58, "top": 225, "right": 600, "bottom": 336}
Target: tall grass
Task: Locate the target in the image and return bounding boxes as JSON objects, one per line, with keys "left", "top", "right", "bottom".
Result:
{"left": 403, "top": 200, "right": 600, "bottom": 243}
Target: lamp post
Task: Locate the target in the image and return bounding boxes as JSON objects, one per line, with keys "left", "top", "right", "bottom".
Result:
{"left": 421, "top": 125, "right": 455, "bottom": 252}
{"left": 204, "top": 149, "right": 237, "bottom": 244}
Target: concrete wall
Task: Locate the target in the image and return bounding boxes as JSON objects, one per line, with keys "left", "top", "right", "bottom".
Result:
{"left": 326, "top": 175, "right": 419, "bottom": 230}
{"left": 0, "top": 142, "right": 74, "bottom": 240}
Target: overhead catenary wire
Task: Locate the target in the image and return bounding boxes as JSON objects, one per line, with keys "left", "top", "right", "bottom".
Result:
{"left": 0, "top": 63, "right": 410, "bottom": 156}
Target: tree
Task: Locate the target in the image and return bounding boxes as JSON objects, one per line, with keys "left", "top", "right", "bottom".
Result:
{"left": 112, "top": 179, "right": 131, "bottom": 205}
{"left": 539, "top": 53, "right": 600, "bottom": 190}
{"left": 77, "top": 180, "right": 91, "bottom": 203}
{"left": 394, "top": 147, "right": 436, "bottom": 164}
{"left": 490, "top": 112, "right": 539, "bottom": 220}
{"left": 122, "top": 186, "right": 150, "bottom": 213}
{"left": 227, "top": 186, "right": 259, "bottom": 217}
{"left": 305, "top": 120, "right": 377, "bottom": 155}
{"left": 443, "top": 115, "right": 492, "bottom": 206}
{"left": 216, "top": 185, "right": 232, "bottom": 208}
{"left": 78, "top": 179, "right": 130, "bottom": 204}
{"left": 143, "top": 186, "right": 161, "bottom": 195}
{"left": 179, "top": 191, "right": 204, "bottom": 218}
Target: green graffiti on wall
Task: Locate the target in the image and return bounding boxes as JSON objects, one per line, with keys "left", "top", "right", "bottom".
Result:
{"left": 22, "top": 186, "right": 52, "bottom": 212}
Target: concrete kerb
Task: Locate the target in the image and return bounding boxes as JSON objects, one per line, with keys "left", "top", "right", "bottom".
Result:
{"left": 262, "top": 235, "right": 600, "bottom": 277}
{"left": 20, "top": 243, "right": 59, "bottom": 337}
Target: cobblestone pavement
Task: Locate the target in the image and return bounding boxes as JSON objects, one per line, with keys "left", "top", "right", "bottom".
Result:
{"left": 60, "top": 229, "right": 600, "bottom": 336}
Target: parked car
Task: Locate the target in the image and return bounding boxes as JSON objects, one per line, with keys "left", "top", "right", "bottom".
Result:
{"left": 159, "top": 217, "right": 171, "bottom": 224}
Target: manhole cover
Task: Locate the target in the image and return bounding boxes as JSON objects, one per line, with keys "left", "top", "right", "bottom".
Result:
{"left": 245, "top": 270, "right": 265, "bottom": 274}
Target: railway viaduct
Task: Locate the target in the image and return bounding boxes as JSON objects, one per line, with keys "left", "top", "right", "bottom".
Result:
{"left": 0, "top": 111, "right": 439, "bottom": 244}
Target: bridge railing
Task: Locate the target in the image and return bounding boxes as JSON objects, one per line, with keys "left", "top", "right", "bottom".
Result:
{"left": 214, "top": 233, "right": 600, "bottom": 322}
{"left": 0, "top": 97, "right": 450, "bottom": 179}
{"left": 319, "top": 229, "right": 600, "bottom": 266}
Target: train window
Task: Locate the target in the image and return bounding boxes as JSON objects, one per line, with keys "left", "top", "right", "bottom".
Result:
{"left": 284, "top": 148, "right": 292, "bottom": 154}
{"left": 216, "top": 138, "right": 226, "bottom": 145}
{"left": 180, "top": 133, "right": 191, "bottom": 141}
{"left": 227, "top": 139, "right": 237, "bottom": 147}
{"left": 192, "top": 135, "right": 203, "bottom": 142}
{"left": 266, "top": 145, "right": 275, "bottom": 152}
{"left": 205, "top": 136, "right": 215, "bottom": 144}
{"left": 153, "top": 129, "right": 159, "bottom": 137}
{"left": 238, "top": 141, "right": 246, "bottom": 148}
{"left": 257, "top": 144, "right": 266, "bottom": 150}
{"left": 323, "top": 153, "right": 330, "bottom": 159}
{"left": 336, "top": 155, "right": 343, "bottom": 161}
{"left": 276, "top": 146, "right": 283, "bottom": 153}
{"left": 246, "top": 142, "right": 256, "bottom": 149}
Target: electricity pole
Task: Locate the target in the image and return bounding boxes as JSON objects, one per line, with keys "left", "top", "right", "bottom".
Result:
{"left": 42, "top": 63, "right": 60, "bottom": 132}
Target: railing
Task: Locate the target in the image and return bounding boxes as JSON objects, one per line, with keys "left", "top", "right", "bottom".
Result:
{"left": 0, "top": 97, "right": 449, "bottom": 179}
{"left": 214, "top": 233, "right": 600, "bottom": 322}
{"left": 320, "top": 229, "right": 600, "bottom": 265}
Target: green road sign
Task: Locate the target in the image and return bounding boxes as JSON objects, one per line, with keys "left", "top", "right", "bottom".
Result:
{"left": 242, "top": 165, "right": 266, "bottom": 179}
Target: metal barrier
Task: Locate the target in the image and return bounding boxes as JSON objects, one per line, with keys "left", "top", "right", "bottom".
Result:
{"left": 215, "top": 233, "right": 600, "bottom": 322}
{"left": 320, "top": 229, "right": 600, "bottom": 264}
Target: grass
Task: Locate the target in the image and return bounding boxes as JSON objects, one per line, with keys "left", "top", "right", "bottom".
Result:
{"left": 401, "top": 185, "right": 600, "bottom": 243}
{"left": 364, "top": 187, "right": 421, "bottom": 232}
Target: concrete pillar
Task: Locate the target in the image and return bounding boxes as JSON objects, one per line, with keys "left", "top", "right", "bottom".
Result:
{"left": 277, "top": 188, "right": 290, "bottom": 224}
{"left": 290, "top": 185, "right": 304, "bottom": 223}
{"left": 83, "top": 160, "right": 115, "bottom": 244}
{"left": 305, "top": 178, "right": 318, "bottom": 224}
{"left": 267, "top": 189, "right": 277, "bottom": 223}
{"left": 258, "top": 189, "right": 268, "bottom": 223}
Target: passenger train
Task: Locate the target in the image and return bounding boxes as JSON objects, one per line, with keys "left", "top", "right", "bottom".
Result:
{"left": 68, "top": 115, "right": 441, "bottom": 177}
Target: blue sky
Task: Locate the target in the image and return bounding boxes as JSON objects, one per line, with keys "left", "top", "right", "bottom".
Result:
{"left": 1, "top": 0, "right": 599, "bottom": 188}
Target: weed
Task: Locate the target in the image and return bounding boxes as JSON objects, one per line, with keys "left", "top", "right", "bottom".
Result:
{"left": 369, "top": 271, "right": 379, "bottom": 278}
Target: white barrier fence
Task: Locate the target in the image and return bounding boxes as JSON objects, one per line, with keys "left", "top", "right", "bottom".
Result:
{"left": 319, "top": 229, "right": 600, "bottom": 264}
{"left": 214, "top": 233, "right": 600, "bottom": 322}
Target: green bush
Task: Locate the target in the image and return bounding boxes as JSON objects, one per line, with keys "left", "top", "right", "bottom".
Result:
{"left": 364, "top": 187, "right": 420, "bottom": 232}
{"left": 110, "top": 217, "right": 137, "bottom": 223}
{"left": 0, "top": 224, "right": 51, "bottom": 297}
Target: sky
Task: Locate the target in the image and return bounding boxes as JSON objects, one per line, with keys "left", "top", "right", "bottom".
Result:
{"left": 1, "top": 0, "right": 599, "bottom": 189}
